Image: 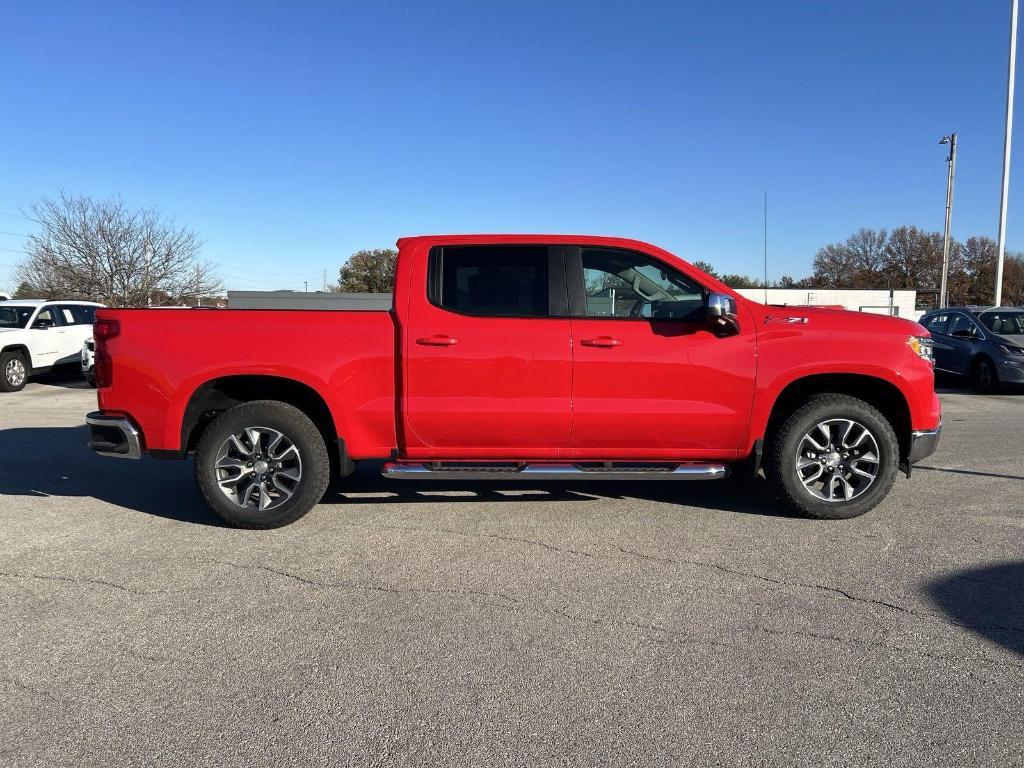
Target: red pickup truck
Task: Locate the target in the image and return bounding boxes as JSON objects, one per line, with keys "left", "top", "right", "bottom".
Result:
{"left": 86, "top": 235, "right": 941, "bottom": 528}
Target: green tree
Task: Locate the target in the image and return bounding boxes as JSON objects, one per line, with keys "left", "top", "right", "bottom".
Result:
{"left": 691, "top": 260, "right": 718, "bottom": 279}
{"left": 12, "top": 281, "right": 36, "bottom": 298}
{"left": 336, "top": 248, "right": 398, "bottom": 293}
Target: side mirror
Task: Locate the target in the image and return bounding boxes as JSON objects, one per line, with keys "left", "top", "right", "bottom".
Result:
{"left": 950, "top": 328, "right": 975, "bottom": 339}
{"left": 706, "top": 293, "right": 740, "bottom": 334}
{"left": 31, "top": 322, "right": 51, "bottom": 330}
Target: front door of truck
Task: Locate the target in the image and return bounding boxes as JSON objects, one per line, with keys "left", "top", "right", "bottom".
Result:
{"left": 403, "top": 244, "right": 572, "bottom": 458}
{"left": 565, "top": 246, "right": 756, "bottom": 459}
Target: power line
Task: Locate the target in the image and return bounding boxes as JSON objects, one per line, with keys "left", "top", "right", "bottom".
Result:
{"left": 0, "top": 230, "right": 30, "bottom": 237}
{"left": 0, "top": 247, "right": 27, "bottom": 254}
{"left": 0, "top": 211, "right": 36, "bottom": 222}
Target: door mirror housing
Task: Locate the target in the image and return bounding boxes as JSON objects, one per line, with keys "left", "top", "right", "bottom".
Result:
{"left": 706, "top": 293, "right": 740, "bottom": 334}
{"left": 950, "top": 328, "right": 976, "bottom": 339}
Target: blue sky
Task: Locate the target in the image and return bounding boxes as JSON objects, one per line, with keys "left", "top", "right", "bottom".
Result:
{"left": 1, "top": 0, "right": 1022, "bottom": 291}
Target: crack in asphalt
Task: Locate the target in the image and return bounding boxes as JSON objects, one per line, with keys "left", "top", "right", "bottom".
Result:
{"left": 0, "top": 569, "right": 143, "bottom": 595}
{"left": 197, "top": 557, "right": 1024, "bottom": 675}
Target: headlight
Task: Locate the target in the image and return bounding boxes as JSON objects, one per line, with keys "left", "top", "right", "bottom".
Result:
{"left": 909, "top": 335, "right": 934, "bottom": 364}
{"left": 999, "top": 344, "right": 1024, "bottom": 356}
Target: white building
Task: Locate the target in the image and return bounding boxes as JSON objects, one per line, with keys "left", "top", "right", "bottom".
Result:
{"left": 735, "top": 288, "right": 925, "bottom": 321}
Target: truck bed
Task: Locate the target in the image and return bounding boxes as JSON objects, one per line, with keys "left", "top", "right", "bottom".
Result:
{"left": 95, "top": 308, "right": 398, "bottom": 457}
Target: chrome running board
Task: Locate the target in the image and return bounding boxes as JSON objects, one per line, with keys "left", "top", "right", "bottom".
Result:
{"left": 381, "top": 462, "right": 729, "bottom": 481}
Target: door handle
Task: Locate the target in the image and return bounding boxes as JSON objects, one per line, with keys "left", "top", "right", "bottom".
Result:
{"left": 416, "top": 335, "right": 459, "bottom": 346}
{"left": 581, "top": 336, "right": 622, "bottom": 347}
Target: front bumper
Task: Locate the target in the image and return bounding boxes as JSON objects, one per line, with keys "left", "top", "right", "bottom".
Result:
{"left": 998, "top": 358, "right": 1024, "bottom": 384}
{"left": 908, "top": 423, "right": 941, "bottom": 464}
{"left": 86, "top": 411, "right": 142, "bottom": 459}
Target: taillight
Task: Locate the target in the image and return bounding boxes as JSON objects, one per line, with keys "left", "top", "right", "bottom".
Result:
{"left": 92, "top": 318, "right": 120, "bottom": 388}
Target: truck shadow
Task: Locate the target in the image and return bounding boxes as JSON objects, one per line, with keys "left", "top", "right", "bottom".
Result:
{"left": 0, "top": 426, "right": 801, "bottom": 525}
{"left": 927, "top": 562, "right": 1024, "bottom": 656}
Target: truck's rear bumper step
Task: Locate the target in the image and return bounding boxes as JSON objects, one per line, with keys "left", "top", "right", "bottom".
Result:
{"left": 381, "top": 462, "right": 729, "bottom": 481}
{"left": 86, "top": 411, "right": 142, "bottom": 459}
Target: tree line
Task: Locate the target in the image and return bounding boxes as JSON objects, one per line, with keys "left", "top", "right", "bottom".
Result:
{"left": 12, "top": 192, "right": 222, "bottom": 307}
{"left": 695, "top": 225, "right": 1024, "bottom": 305}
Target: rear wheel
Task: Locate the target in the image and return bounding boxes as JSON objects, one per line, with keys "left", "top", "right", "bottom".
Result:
{"left": 972, "top": 358, "right": 999, "bottom": 394}
{"left": 0, "top": 350, "right": 28, "bottom": 392}
{"left": 766, "top": 394, "right": 899, "bottom": 520}
{"left": 194, "top": 400, "right": 330, "bottom": 528}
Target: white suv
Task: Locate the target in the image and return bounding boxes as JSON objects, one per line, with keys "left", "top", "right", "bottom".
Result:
{"left": 0, "top": 300, "right": 104, "bottom": 392}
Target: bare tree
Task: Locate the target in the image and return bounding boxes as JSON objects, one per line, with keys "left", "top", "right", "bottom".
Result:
{"left": 15, "top": 191, "right": 222, "bottom": 307}
{"left": 336, "top": 248, "right": 397, "bottom": 293}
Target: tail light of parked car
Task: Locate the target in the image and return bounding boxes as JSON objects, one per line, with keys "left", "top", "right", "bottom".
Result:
{"left": 92, "top": 318, "right": 120, "bottom": 388}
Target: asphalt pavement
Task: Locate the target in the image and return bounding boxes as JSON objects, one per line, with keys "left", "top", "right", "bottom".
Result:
{"left": 1, "top": 371, "right": 1023, "bottom": 767}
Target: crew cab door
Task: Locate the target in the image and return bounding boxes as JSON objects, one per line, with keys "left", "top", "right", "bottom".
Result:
{"left": 565, "top": 246, "right": 756, "bottom": 459}
{"left": 402, "top": 244, "right": 572, "bottom": 458}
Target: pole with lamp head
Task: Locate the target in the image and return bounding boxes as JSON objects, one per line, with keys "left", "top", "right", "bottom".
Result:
{"left": 939, "top": 133, "right": 957, "bottom": 308}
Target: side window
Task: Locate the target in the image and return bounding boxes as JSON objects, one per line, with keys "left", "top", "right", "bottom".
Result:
{"left": 581, "top": 248, "right": 705, "bottom": 320}
{"left": 946, "top": 314, "right": 977, "bottom": 338}
{"left": 59, "top": 307, "right": 77, "bottom": 325}
{"left": 67, "top": 305, "right": 97, "bottom": 325}
{"left": 924, "top": 313, "right": 949, "bottom": 335}
{"left": 430, "top": 246, "right": 550, "bottom": 317}
{"left": 32, "top": 308, "right": 59, "bottom": 328}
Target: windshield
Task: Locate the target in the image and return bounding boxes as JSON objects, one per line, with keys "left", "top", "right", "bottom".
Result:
{"left": 0, "top": 306, "right": 35, "bottom": 329}
{"left": 979, "top": 311, "right": 1024, "bottom": 335}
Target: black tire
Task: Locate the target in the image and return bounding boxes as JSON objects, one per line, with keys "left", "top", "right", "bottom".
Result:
{"left": 971, "top": 357, "right": 999, "bottom": 394}
{"left": 194, "top": 400, "right": 330, "bottom": 529}
{"left": 0, "top": 350, "right": 28, "bottom": 392}
{"left": 766, "top": 393, "right": 899, "bottom": 520}
{"left": 86, "top": 366, "right": 96, "bottom": 388}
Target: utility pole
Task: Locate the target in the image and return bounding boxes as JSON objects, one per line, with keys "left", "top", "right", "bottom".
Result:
{"left": 323, "top": 270, "right": 327, "bottom": 292}
{"left": 144, "top": 240, "right": 152, "bottom": 307}
{"left": 304, "top": 281, "right": 308, "bottom": 293}
{"left": 196, "top": 263, "right": 202, "bottom": 307}
{"left": 996, "top": 0, "right": 1019, "bottom": 307}
{"left": 939, "top": 133, "right": 957, "bottom": 308}
{"left": 763, "top": 192, "right": 768, "bottom": 303}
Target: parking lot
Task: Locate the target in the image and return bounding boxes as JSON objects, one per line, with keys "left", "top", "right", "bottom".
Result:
{"left": 1, "top": 374, "right": 1022, "bottom": 767}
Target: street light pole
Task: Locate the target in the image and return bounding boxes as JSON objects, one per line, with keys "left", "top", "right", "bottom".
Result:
{"left": 996, "top": 0, "right": 1019, "bottom": 307}
{"left": 939, "top": 133, "right": 957, "bottom": 308}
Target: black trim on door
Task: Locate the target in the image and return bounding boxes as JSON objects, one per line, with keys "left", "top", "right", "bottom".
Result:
{"left": 564, "top": 246, "right": 587, "bottom": 317}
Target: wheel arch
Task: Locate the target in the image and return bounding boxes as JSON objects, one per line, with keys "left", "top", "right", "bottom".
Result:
{"left": 762, "top": 373, "right": 912, "bottom": 462}
{"left": 1, "top": 344, "right": 32, "bottom": 369}
{"left": 179, "top": 374, "right": 354, "bottom": 476}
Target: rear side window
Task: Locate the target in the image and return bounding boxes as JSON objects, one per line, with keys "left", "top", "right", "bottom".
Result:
{"left": 68, "top": 305, "right": 97, "bottom": 325}
{"left": 923, "top": 313, "right": 949, "bottom": 334}
{"left": 430, "top": 246, "right": 550, "bottom": 317}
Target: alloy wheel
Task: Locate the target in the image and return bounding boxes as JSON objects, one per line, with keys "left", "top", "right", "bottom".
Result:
{"left": 795, "top": 419, "right": 880, "bottom": 503}
{"left": 214, "top": 426, "right": 303, "bottom": 511}
{"left": 5, "top": 359, "right": 26, "bottom": 388}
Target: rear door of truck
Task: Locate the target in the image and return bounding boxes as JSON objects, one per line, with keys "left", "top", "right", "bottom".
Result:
{"left": 401, "top": 243, "right": 572, "bottom": 458}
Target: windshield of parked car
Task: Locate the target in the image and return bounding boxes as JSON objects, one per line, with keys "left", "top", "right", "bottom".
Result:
{"left": 0, "top": 306, "right": 35, "bottom": 328}
{"left": 979, "top": 311, "right": 1024, "bottom": 335}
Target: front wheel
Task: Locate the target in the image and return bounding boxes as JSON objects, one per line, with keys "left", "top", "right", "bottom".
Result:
{"left": 194, "top": 400, "right": 331, "bottom": 528}
{"left": 972, "top": 358, "right": 999, "bottom": 394}
{"left": 766, "top": 394, "right": 899, "bottom": 520}
{"left": 1, "top": 350, "right": 28, "bottom": 392}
